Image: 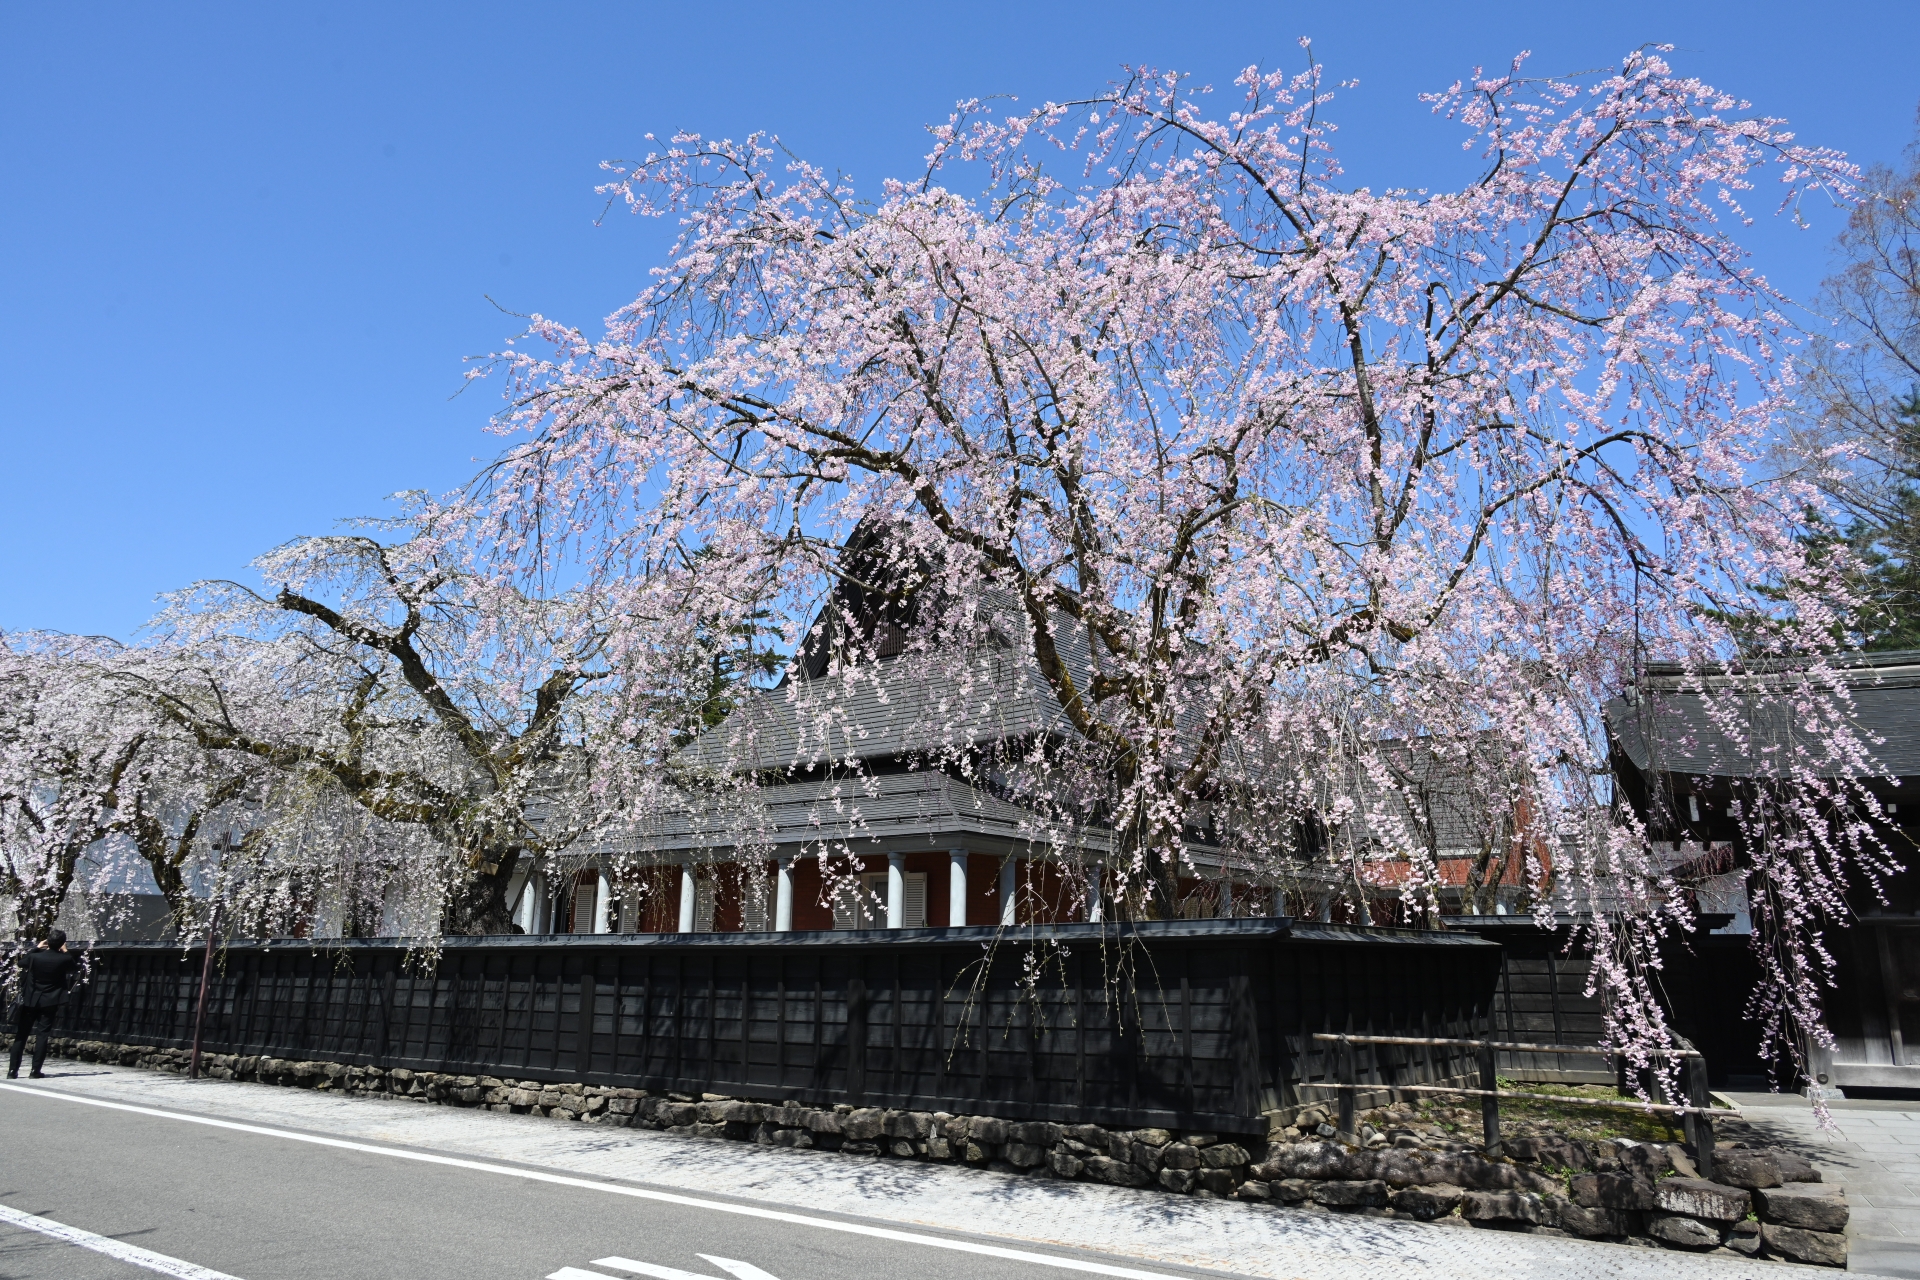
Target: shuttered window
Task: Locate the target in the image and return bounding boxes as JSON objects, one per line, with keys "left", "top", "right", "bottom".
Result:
{"left": 902, "top": 872, "right": 927, "bottom": 928}
{"left": 570, "top": 872, "right": 600, "bottom": 934}
{"left": 740, "top": 886, "right": 769, "bottom": 933}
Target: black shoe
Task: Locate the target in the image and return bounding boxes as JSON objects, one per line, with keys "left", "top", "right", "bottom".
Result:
{"left": 28, "top": 1072, "right": 44, "bottom": 1079}
{"left": 5, "top": 1072, "right": 14, "bottom": 1079}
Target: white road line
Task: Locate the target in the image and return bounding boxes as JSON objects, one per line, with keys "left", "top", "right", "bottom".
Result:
{"left": 0, "top": 1083, "right": 1186, "bottom": 1280}
{"left": 585, "top": 1259, "right": 722, "bottom": 1280}
{"left": 0, "top": 1201, "right": 245, "bottom": 1280}
{"left": 697, "top": 1256, "right": 782, "bottom": 1280}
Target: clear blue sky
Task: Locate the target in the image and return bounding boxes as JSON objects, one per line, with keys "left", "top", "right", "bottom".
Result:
{"left": 4, "top": 1, "right": 1916, "bottom": 639}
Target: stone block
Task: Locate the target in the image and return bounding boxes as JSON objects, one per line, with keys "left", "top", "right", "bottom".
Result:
{"left": 1196, "top": 1168, "right": 1238, "bottom": 1196}
{"left": 1391, "top": 1184, "right": 1465, "bottom": 1221}
{"left": 1010, "top": 1122, "right": 1060, "bottom": 1146}
{"left": 1130, "top": 1128, "right": 1171, "bottom": 1147}
{"left": 1653, "top": 1178, "right": 1750, "bottom": 1223}
{"left": 1311, "top": 1180, "right": 1388, "bottom": 1209}
{"left": 1256, "top": 1141, "right": 1362, "bottom": 1181}
{"left": 1713, "top": 1149, "right": 1781, "bottom": 1189}
{"left": 1157, "top": 1167, "right": 1196, "bottom": 1194}
{"left": 1761, "top": 1223, "right": 1847, "bottom": 1267}
{"left": 1771, "top": 1149, "right": 1820, "bottom": 1183}
{"left": 1236, "top": 1180, "right": 1271, "bottom": 1201}
{"left": 1553, "top": 1201, "right": 1630, "bottom": 1238}
{"left": 1047, "top": 1151, "right": 1085, "bottom": 1179}
{"left": 1272, "top": 1179, "right": 1313, "bottom": 1204}
{"left": 806, "top": 1110, "right": 843, "bottom": 1135}
{"left": 1754, "top": 1184, "right": 1848, "bottom": 1232}
{"left": 884, "top": 1110, "right": 932, "bottom": 1140}
{"left": 1570, "top": 1171, "right": 1656, "bottom": 1211}
{"left": 1461, "top": 1190, "right": 1545, "bottom": 1225}
{"left": 1004, "top": 1142, "right": 1047, "bottom": 1168}
{"left": 1506, "top": 1136, "right": 1592, "bottom": 1171}
{"left": 1084, "top": 1156, "right": 1151, "bottom": 1188}
{"left": 1617, "top": 1142, "right": 1672, "bottom": 1180}
{"left": 1647, "top": 1213, "right": 1723, "bottom": 1250}
{"left": 1726, "top": 1220, "right": 1761, "bottom": 1256}
{"left": 1159, "top": 1143, "right": 1202, "bottom": 1171}
{"left": 842, "top": 1109, "right": 886, "bottom": 1140}
{"left": 970, "top": 1117, "right": 1009, "bottom": 1146}
{"left": 1200, "top": 1143, "right": 1250, "bottom": 1170}
{"left": 1065, "top": 1124, "right": 1107, "bottom": 1147}
{"left": 1129, "top": 1144, "right": 1163, "bottom": 1175}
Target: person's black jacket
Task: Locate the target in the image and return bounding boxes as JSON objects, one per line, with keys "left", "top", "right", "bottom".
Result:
{"left": 15, "top": 949, "right": 78, "bottom": 1010}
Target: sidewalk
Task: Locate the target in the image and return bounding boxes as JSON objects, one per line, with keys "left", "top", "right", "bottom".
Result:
{"left": 8, "top": 1062, "right": 1891, "bottom": 1280}
{"left": 1722, "top": 1093, "right": 1920, "bottom": 1279}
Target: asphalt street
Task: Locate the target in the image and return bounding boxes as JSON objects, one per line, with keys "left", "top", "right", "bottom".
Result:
{"left": 0, "top": 1070, "right": 1191, "bottom": 1280}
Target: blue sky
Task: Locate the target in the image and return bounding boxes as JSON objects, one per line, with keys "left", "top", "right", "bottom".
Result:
{"left": 4, "top": 1, "right": 1916, "bottom": 639}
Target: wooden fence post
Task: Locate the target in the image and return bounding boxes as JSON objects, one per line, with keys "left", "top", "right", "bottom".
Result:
{"left": 1477, "top": 1042, "right": 1500, "bottom": 1158}
{"left": 1336, "top": 1038, "right": 1356, "bottom": 1139}
{"left": 1684, "top": 1054, "right": 1715, "bottom": 1181}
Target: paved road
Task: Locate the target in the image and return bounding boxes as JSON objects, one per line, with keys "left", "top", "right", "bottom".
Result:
{"left": 0, "top": 1077, "right": 1182, "bottom": 1280}
{"left": 0, "top": 1064, "right": 1867, "bottom": 1280}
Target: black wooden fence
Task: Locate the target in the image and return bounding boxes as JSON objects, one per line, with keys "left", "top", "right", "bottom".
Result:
{"left": 58, "top": 918, "right": 1500, "bottom": 1137}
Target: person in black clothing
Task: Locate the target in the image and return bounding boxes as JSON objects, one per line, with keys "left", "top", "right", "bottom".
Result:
{"left": 11, "top": 930, "right": 78, "bottom": 1079}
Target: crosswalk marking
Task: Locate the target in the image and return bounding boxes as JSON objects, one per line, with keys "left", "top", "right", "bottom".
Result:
{"left": 694, "top": 1257, "right": 782, "bottom": 1280}
{"left": 563, "top": 1256, "right": 782, "bottom": 1280}
{"left": 0, "top": 1201, "right": 245, "bottom": 1279}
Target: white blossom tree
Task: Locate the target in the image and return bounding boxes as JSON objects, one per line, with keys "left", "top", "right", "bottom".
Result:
{"left": 0, "top": 634, "right": 152, "bottom": 941}
{"left": 468, "top": 47, "right": 1895, "bottom": 1083}
{"left": 125, "top": 507, "right": 620, "bottom": 936}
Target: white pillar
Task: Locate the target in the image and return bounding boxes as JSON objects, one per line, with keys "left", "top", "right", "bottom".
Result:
{"left": 948, "top": 850, "right": 969, "bottom": 927}
{"left": 678, "top": 862, "right": 697, "bottom": 933}
{"left": 887, "top": 852, "right": 905, "bottom": 929}
{"left": 510, "top": 868, "right": 535, "bottom": 932}
{"left": 775, "top": 857, "right": 794, "bottom": 932}
{"left": 1271, "top": 886, "right": 1287, "bottom": 917}
{"left": 999, "top": 856, "right": 1018, "bottom": 925}
{"left": 1088, "top": 861, "right": 1105, "bottom": 923}
{"left": 1220, "top": 877, "right": 1234, "bottom": 919}
{"left": 1317, "top": 893, "right": 1333, "bottom": 923}
{"left": 593, "top": 871, "right": 612, "bottom": 934}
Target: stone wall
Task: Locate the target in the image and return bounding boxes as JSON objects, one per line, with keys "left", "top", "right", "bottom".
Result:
{"left": 23, "top": 1036, "right": 1848, "bottom": 1267}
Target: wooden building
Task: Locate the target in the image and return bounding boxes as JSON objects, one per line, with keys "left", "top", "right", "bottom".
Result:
{"left": 1608, "top": 650, "right": 1920, "bottom": 1094}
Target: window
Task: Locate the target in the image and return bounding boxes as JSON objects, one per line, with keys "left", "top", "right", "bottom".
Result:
{"left": 901, "top": 872, "right": 927, "bottom": 928}
{"left": 829, "top": 869, "right": 925, "bottom": 929}
{"left": 740, "top": 885, "right": 769, "bottom": 932}
{"left": 570, "top": 872, "right": 599, "bottom": 934}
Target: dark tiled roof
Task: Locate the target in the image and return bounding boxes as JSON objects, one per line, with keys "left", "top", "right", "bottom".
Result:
{"left": 1607, "top": 651, "right": 1920, "bottom": 781}
{"left": 678, "top": 646, "right": 1078, "bottom": 773}
{"left": 583, "top": 768, "right": 1095, "bottom": 857}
